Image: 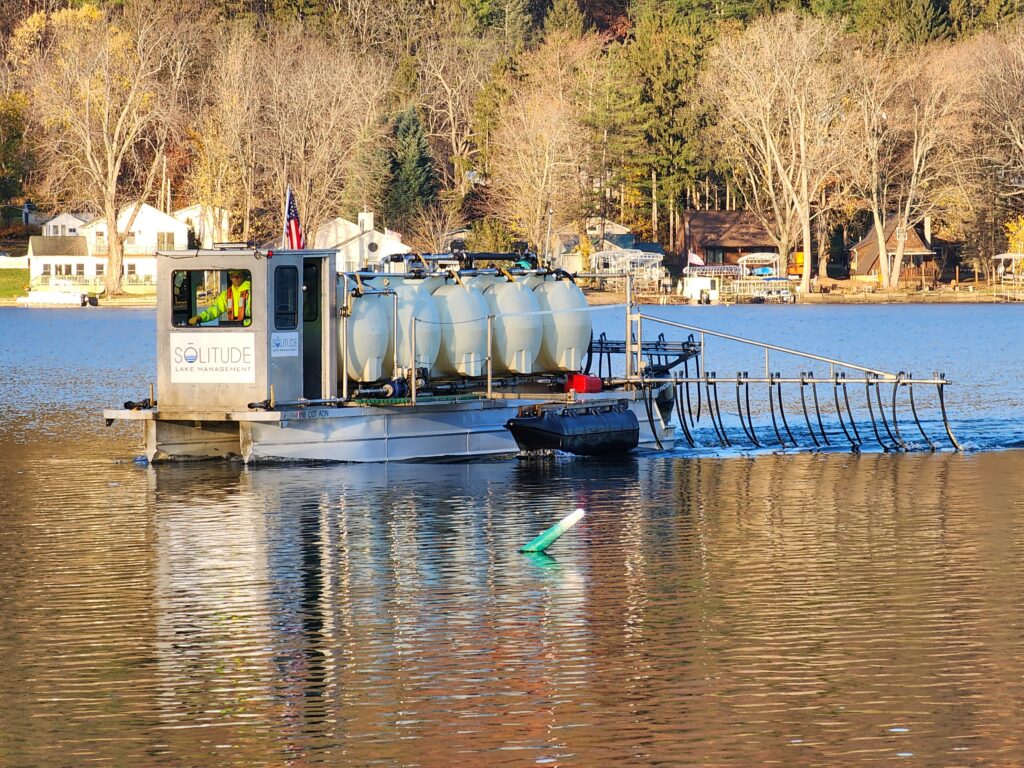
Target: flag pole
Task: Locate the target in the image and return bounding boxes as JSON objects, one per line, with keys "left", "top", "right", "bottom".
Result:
{"left": 282, "top": 182, "right": 289, "bottom": 249}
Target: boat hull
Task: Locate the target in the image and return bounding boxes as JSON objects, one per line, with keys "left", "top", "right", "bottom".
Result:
{"left": 120, "top": 392, "right": 674, "bottom": 464}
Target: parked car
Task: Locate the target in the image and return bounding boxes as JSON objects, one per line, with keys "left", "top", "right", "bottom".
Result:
{"left": 0, "top": 251, "right": 11, "bottom": 259}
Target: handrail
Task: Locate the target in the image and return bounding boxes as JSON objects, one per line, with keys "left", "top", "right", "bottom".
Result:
{"left": 638, "top": 313, "right": 896, "bottom": 379}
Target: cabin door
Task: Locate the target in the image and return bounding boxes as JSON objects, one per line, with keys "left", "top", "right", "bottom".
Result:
{"left": 302, "top": 258, "right": 322, "bottom": 399}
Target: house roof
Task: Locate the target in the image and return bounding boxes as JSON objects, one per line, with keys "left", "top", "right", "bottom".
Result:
{"left": 850, "top": 220, "right": 933, "bottom": 260}
{"left": 27, "top": 236, "right": 89, "bottom": 258}
{"left": 684, "top": 210, "right": 776, "bottom": 250}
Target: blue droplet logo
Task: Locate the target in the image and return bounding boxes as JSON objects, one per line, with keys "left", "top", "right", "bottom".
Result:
{"left": 183, "top": 346, "right": 198, "bottom": 364}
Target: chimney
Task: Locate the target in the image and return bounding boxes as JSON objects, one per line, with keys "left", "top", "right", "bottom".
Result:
{"left": 358, "top": 210, "right": 374, "bottom": 233}
{"left": 924, "top": 216, "right": 932, "bottom": 246}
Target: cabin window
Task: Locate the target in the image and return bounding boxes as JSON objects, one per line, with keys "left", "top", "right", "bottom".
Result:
{"left": 171, "top": 268, "right": 254, "bottom": 328}
{"left": 275, "top": 266, "right": 299, "bottom": 330}
{"left": 302, "top": 262, "right": 319, "bottom": 323}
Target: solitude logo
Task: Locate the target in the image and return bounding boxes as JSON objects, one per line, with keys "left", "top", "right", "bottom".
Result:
{"left": 170, "top": 332, "right": 255, "bottom": 383}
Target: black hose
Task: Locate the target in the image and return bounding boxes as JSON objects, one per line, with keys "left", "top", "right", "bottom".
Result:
{"left": 864, "top": 377, "right": 890, "bottom": 451}
{"left": 735, "top": 374, "right": 757, "bottom": 446}
{"left": 799, "top": 372, "right": 821, "bottom": 448}
{"left": 937, "top": 374, "right": 962, "bottom": 451}
{"left": 711, "top": 376, "right": 731, "bottom": 448}
{"left": 642, "top": 384, "right": 665, "bottom": 451}
{"left": 775, "top": 374, "right": 796, "bottom": 446}
{"left": 833, "top": 374, "right": 858, "bottom": 450}
{"left": 907, "top": 373, "right": 935, "bottom": 451}
{"left": 674, "top": 376, "right": 695, "bottom": 448}
{"left": 841, "top": 374, "right": 863, "bottom": 447}
{"left": 705, "top": 373, "right": 728, "bottom": 448}
{"left": 875, "top": 377, "right": 902, "bottom": 450}
{"left": 742, "top": 374, "right": 760, "bottom": 447}
{"left": 768, "top": 374, "right": 785, "bottom": 447}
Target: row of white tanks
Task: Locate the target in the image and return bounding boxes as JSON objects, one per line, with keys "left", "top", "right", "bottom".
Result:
{"left": 339, "top": 273, "right": 592, "bottom": 383}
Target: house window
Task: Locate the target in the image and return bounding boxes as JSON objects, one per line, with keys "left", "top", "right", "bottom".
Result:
{"left": 68, "top": 228, "right": 77, "bottom": 234}
{"left": 95, "top": 263, "right": 105, "bottom": 277}
{"left": 96, "top": 231, "right": 106, "bottom": 250}
{"left": 75, "top": 263, "right": 85, "bottom": 277}
{"left": 42, "top": 264, "right": 51, "bottom": 276}
{"left": 125, "top": 231, "right": 136, "bottom": 245}
{"left": 156, "top": 232, "right": 175, "bottom": 250}
{"left": 124, "top": 263, "right": 137, "bottom": 276}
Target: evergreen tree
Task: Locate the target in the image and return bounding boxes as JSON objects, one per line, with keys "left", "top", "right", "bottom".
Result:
{"left": 900, "top": 0, "right": 951, "bottom": 43}
{"left": 462, "top": 0, "right": 533, "bottom": 50}
{"left": 623, "top": 3, "right": 710, "bottom": 242}
{"left": 544, "top": 0, "right": 587, "bottom": 37}
{"left": 383, "top": 108, "right": 439, "bottom": 234}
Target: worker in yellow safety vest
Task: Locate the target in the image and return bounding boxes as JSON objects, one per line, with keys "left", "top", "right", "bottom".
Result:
{"left": 188, "top": 270, "right": 251, "bottom": 326}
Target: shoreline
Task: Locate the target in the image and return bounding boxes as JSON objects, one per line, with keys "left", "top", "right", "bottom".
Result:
{"left": 1, "top": 290, "right": 1016, "bottom": 309}
{"left": 584, "top": 288, "right": 1014, "bottom": 305}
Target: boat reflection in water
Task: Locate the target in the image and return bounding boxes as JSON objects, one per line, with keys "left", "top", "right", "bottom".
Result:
{"left": 125, "top": 448, "right": 1024, "bottom": 765}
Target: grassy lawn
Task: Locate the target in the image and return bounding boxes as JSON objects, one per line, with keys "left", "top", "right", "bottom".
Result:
{"left": 0, "top": 269, "right": 29, "bottom": 298}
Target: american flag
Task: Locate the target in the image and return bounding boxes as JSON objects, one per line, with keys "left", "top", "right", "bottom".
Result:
{"left": 284, "top": 185, "right": 306, "bottom": 249}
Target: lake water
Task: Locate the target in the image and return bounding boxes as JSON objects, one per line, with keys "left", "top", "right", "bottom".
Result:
{"left": 1, "top": 304, "right": 1023, "bottom": 766}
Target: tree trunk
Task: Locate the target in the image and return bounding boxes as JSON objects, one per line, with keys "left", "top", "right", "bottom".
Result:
{"left": 800, "top": 209, "right": 813, "bottom": 293}
{"left": 889, "top": 235, "right": 907, "bottom": 290}
{"left": 103, "top": 205, "right": 124, "bottom": 296}
{"left": 871, "top": 208, "right": 890, "bottom": 288}
{"left": 651, "top": 168, "right": 658, "bottom": 241}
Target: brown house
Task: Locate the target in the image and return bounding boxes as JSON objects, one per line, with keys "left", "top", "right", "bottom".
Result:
{"left": 682, "top": 211, "right": 778, "bottom": 266}
{"left": 848, "top": 220, "right": 934, "bottom": 277}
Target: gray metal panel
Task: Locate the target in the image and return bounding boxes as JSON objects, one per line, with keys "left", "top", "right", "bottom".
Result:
{"left": 156, "top": 249, "right": 312, "bottom": 411}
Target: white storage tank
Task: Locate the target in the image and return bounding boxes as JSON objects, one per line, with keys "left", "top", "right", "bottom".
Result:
{"left": 382, "top": 277, "right": 441, "bottom": 377}
{"left": 480, "top": 279, "right": 542, "bottom": 374}
{"left": 338, "top": 280, "right": 391, "bottom": 383}
{"left": 431, "top": 281, "right": 489, "bottom": 378}
{"left": 533, "top": 277, "right": 592, "bottom": 372}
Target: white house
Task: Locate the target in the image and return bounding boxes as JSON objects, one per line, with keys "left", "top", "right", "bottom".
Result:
{"left": 28, "top": 203, "right": 188, "bottom": 293}
{"left": 172, "top": 204, "right": 231, "bottom": 249}
{"left": 313, "top": 211, "right": 410, "bottom": 272}
{"left": 42, "top": 212, "right": 88, "bottom": 238}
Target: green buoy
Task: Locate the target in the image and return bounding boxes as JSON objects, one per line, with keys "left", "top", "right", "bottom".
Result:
{"left": 520, "top": 509, "right": 586, "bottom": 553}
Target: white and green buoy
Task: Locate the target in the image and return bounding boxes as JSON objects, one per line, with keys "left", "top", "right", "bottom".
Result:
{"left": 520, "top": 508, "right": 586, "bottom": 553}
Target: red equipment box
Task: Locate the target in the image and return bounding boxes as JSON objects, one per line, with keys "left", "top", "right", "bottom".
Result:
{"left": 564, "top": 374, "right": 603, "bottom": 393}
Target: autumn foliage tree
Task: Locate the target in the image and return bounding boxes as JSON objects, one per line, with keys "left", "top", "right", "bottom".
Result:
{"left": 19, "top": 1, "right": 200, "bottom": 295}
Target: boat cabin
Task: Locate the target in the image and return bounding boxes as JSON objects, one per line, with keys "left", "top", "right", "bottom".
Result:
{"left": 157, "top": 248, "right": 337, "bottom": 413}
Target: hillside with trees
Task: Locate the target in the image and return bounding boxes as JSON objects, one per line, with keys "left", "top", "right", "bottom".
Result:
{"left": 1, "top": 0, "right": 1023, "bottom": 292}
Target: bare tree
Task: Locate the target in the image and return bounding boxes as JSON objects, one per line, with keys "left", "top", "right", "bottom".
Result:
{"left": 973, "top": 25, "right": 1024, "bottom": 202}
{"left": 417, "top": 12, "right": 501, "bottom": 196}
{"left": 407, "top": 197, "right": 466, "bottom": 253}
{"left": 486, "top": 32, "right": 598, "bottom": 253}
{"left": 21, "top": 1, "right": 199, "bottom": 294}
{"left": 848, "top": 41, "right": 967, "bottom": 288}
{"left": 187, "top": 24, "right": 262, "bottom": 242}
{"left": 705, "top": 12, "right": 849, "bottom": 291}
{"left": 256, "top": 27, "right": 391, "bottom": 242}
